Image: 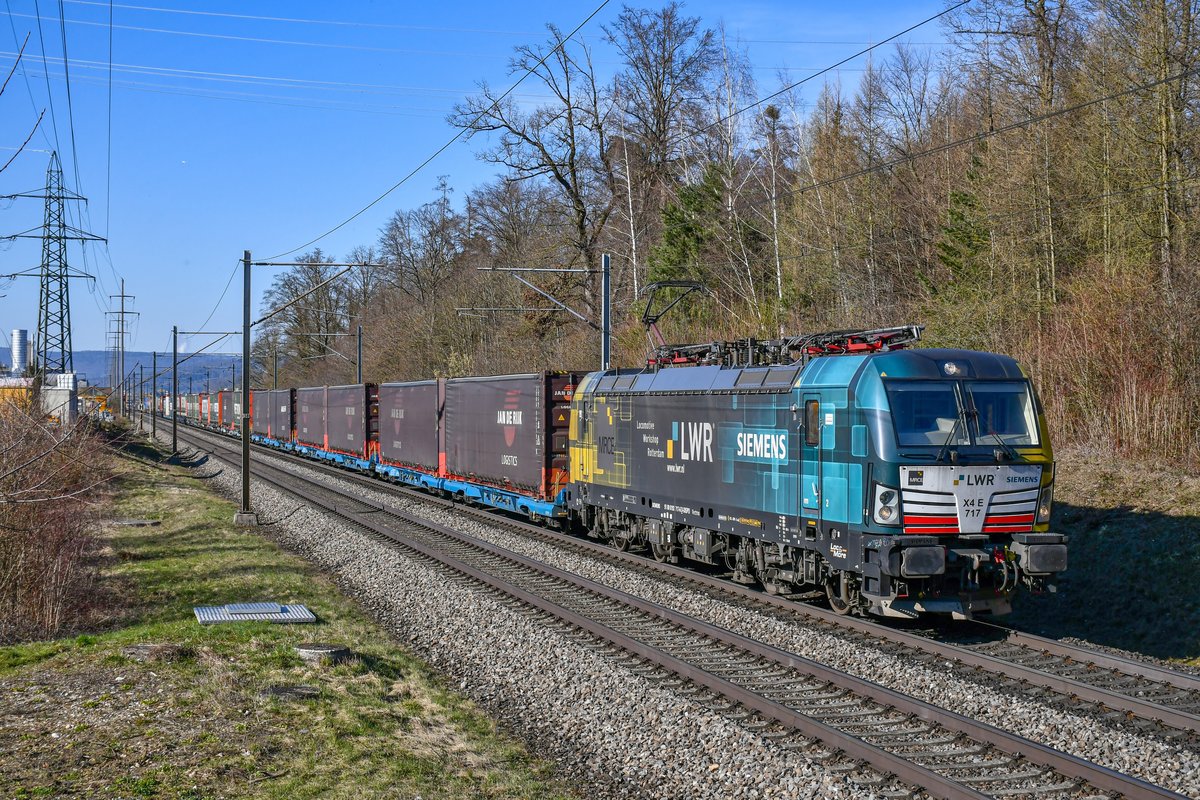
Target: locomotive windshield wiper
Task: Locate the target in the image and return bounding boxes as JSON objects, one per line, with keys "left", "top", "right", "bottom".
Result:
{"left": 979, "top": 427, "right": 1019, "bottom": 462}
{"left": 934, "top": 404, "right": 974, "bottom": 464}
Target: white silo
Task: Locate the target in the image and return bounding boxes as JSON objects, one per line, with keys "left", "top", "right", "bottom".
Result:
{"left": 11, "top": 329, "right": 28, "bottom": 376}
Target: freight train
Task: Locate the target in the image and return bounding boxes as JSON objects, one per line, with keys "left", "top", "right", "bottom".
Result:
{"left": 168, "top": 326, "right": 1066, "bottom": 620}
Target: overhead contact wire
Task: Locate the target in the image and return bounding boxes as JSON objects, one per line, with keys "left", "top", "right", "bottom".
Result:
{"left": 264, "top": 0, "right": 614, "bottom": 260}
{"left": 699, "top": 0, "right": 971, "bottom": 136}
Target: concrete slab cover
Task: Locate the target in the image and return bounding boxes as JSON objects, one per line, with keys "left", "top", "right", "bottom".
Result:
{"left": 193, "top": 603, "right": 316, "bottom": 624}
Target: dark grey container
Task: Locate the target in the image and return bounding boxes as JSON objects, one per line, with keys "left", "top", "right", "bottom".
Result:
{"left": 378, "top": 380, "right": 441, "bottom": 471}
{"left": 296, "top": 387, "right": 326, "bottom": 449}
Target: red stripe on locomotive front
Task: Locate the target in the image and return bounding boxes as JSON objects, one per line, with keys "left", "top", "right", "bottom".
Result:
{"left": 903, "top": 515, "right": 959, "bottom": 525}
{"left": 984, "top": 513, "right": 1035, "bottom": 525}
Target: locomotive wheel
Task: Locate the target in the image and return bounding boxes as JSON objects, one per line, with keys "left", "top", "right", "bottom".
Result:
{"left": 651, "top": 542, "right": 672, "bottom": 562}
{"left": 610, "top": 533, "right": 630, "bottom": 552}
{"left": 826, "top": 579, "right": 854, "bottom": 615}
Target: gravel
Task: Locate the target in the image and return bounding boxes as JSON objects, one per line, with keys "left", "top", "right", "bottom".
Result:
{"left": 161, "top": 429, "right": 890, "bottom": 800}
{"left": 168, "top": 426, "right": 1200, "bottom": 798}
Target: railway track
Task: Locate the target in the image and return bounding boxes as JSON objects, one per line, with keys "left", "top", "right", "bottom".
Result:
{"left": 170, "top": 421, "right": 1189, "bottom": 800}
{"left": 166, "top": 420, "right": 1200, "bottom": 739}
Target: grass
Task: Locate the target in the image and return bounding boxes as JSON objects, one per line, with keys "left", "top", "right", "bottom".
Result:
{"left": 0, "top": 435, "right": 577, "bottom": 800}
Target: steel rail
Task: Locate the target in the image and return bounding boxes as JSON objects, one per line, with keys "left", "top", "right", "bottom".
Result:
{"left": 173, "top": 424, "right": 1189, "bottom": 800}
{"left": 977, "top": 622, "right": 1200, "bottom": 694}
{"left": 439, "top": 498, "right": 1200, "bottom": 732}
{"left": 172, "top": 417, "right": 1200, "bottom": 732}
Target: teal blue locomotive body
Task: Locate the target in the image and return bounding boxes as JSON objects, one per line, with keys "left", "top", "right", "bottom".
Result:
{"left": 569, "top": 344, "right": 1064, "bottom": 619}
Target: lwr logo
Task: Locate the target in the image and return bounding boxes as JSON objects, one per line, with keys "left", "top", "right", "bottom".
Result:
{"left": 669, "top": 421, "right": 714, "bottom": 462}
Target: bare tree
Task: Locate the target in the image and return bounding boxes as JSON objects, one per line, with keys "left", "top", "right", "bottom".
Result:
{"left": 378, "top": 178, "right": 464, "bottom": 306}
{"left": 449, "top": 24, "right": 617, "bottom": 320}
{"left": 0, "top": 35, "right": 44, "bottom": 176}
{"left": 604, "top": 3, "right": 717, "bottom": 293}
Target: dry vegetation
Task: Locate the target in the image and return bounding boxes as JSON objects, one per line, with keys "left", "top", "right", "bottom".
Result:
{"left": 0, "top": 399, "right": 115, "bottom": 642}
{"left": 252, "top": 0, "right": 1199, "bottom": 469}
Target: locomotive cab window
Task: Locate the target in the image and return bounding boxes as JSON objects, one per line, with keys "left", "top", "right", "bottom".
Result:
{"left": 885, "top": 379, "right": 1039, "bottom": 447}
{"left": 886, "top": 381, "right": 969, "bottom": 447}
{"left": 804, "top": 400, "right": 820, "bottom": 447}
{"left": 966, "top": 381, "right": 1039, "bottom": 446}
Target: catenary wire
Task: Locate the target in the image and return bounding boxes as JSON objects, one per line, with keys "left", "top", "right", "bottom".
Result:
{"left": 264, "top": 0, "right": 615, "bottom": 261}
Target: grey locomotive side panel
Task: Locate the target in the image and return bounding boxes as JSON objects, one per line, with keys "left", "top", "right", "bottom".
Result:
{"left": 325, "top": 384, "right": 367, "bottom": 455}
{"left": 378, "top": 381, "right": 439, "bottom": 470}
{"left": 295, "top": 387, "right": 326, "bottom": 448}
{"left": 585, "top": 387, "right": 800, "bottom": 540}
{"left": 444, "top": 374, "right": 544, "bottom": 492}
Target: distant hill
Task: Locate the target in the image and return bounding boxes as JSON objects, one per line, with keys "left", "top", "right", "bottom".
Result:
{"left": 70, "top": 350, "right": 244, "bottom": 394}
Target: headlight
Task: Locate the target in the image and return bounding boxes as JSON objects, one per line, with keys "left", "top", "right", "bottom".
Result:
{"left": 873, "top": 484, "right": 900, "bottom": 526}
{"left": 1036, "top": 483, "right": 1054, "bottom": 524}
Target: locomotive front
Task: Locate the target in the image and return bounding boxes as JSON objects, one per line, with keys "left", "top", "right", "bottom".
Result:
{"left": 850, "top": 348, "right": 1066, "bottom": 617}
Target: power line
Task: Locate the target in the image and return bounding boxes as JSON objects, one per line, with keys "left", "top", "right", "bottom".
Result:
{"left": 183, "top": 260, "right": 241, "bottom": 346}
{"left": 55, "top": 0, "right": 83, "bottom": 195}
{"left": 0, "top": 50, "right": 527, "bottom": 98}
{"left": 62, "top": 0, "right": 538, "bottom": 36}
{"left": 265, "top": 0, "right": 615, "bottom": 261}
{"left": 701, "top": 0, "right": 970, "bottom": 137}
{"left": 769, "top": 62, "right": 1200, "bottom": 210}
{"left": 0, "top": 108, "right": 44, "bottom": 174}
{"left": 19, "top": 67, "right": 460, "bottom": 117}
{"left": 30, "top": 0, "right": 63, "bottom": 158}
{"left": 3, "top": 1, "right": 53, "bottom": 149}
{"left": 105, "top": 0, "right": 112, "bottom": 239}
{"left": 7, "top": 11, "right": 520, "bottom": 58}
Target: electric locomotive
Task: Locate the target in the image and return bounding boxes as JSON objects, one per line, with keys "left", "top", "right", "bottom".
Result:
{"left": 567, "top": 325, "right": 1065, "bottom": 619}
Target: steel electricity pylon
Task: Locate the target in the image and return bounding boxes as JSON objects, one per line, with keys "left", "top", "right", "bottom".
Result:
{"left": 0, "top": 152, "right": 105, "bottom": 378}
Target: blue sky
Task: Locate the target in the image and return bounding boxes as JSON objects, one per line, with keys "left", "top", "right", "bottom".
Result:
{"left": 0, "top": 0, "right": 948, "bottom": 375}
